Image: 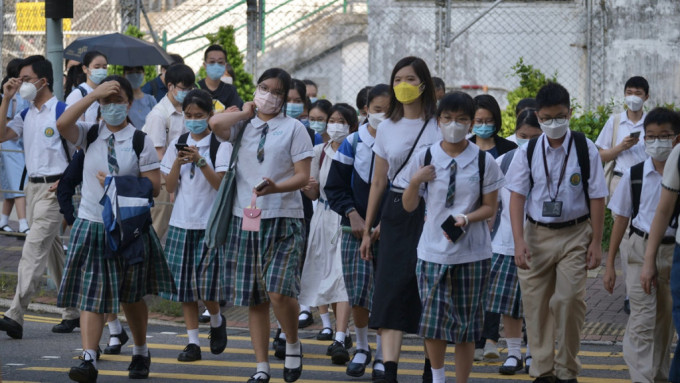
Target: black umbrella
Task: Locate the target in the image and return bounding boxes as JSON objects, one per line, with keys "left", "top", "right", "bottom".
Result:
{"left": 64, "top": 33, "right": 173, "bottom": 66}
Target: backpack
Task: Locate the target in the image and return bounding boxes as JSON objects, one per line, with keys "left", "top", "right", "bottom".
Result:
{"left": 423, "top": 146, "right": 486, "bottom": 206}
{"left": 20, "top": 101, "right": 71, "bottom": 162}
{"left": 85, "top": 124, "right": 146, "bottom": 160}
{"left": 76, "top": 85, "right": 88, "bottom": 98}
{"left": 177, "top": 132, "right": 220, "bottom": 167}
{"left": 527, "top": 131, "right": 591, "bottom": 213}
{"left": 630, "top": 161, "right": 680, "bottom": 231}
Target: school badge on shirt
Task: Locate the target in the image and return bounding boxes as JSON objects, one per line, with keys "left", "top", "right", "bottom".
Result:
{"left": 570, "top": 173, "right": 582, "bottom": 186}
{"left": 44, "top": 127, "right": 55, "bottom": 137}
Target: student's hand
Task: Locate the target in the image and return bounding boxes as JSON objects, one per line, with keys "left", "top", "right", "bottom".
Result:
{"left": 96, "top": 171, "right": 107, "bottom": 187}
{"left": 586, "top": 241, "right": 602, "bottom": 270}
{"left": 348, "top": 210, "right": 366, "bottom": 239}
{"left": 91, "top": 81, "right": 121, "bottom": 99}
{"left": 454, "top": 215, "right": 466, "bottom": 227}
{"left": 618, "top": 136, "right": 639, "bottom": 151}
{"left": 225, "top": 105, "right": 240, "bottom": 113}
{"left": 175, "top": 147, "right": 194, "bottom": 165}
{"left": 182, "top": 146, "right": 200, "bottom": 163}
{"left": 602, "top": 260, "right": 616, "bottom": 294}
{"left": 242, "top": 101, "right": 256, "bottom": 118}
{"left": 360, "top": 232, "right": 373, "bottom": 261}
{"left": 301, "top": 176, "right": 318, "bottom": 192}
{"left": 254, "top": 177, "right": 277, "bottom": 196}
{"left": 640, "top": 258, "right": 658, "bottom": 295}
{"left": 48, "top": 179, "right": 60, "bottom": 193}
{"left": 2, "top": 78, "right": 21, "bottom": 99}
{"left": 514, "top": 239, "right": 531, "bottom": 270}
{"left": 370, "top": 223, "right": 381, "bottom": 242}
{"left": 412, "top": 164, "right": 436, "bottom": 185}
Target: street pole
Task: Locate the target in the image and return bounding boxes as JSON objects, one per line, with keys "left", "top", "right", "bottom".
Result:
{"left": 121, "top": 0, "right": 140, "bottom": 32}
{"left": 45, "top": 0, "right": 72, "bottom": 101}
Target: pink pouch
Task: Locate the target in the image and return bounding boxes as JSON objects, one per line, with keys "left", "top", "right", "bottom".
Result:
{"left": 242, "top": 193, "right": 262, "bottom": 232}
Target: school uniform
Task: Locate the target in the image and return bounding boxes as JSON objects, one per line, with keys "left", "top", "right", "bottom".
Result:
{"left": 609, "top": 157, "right": 674, "bottom": 383}
{"left": 225, "top": 113, "right": 313, "bottom": 307}
{"left": 142, "top": 95, "right": 186, "bottom": 241}
{"left": 397, "top": 142, "right": 504, "bottom": 342}
{"left": 298, "top": 143, "right": 349, "bottom": 307}
{"left": 1, "top": 94, "right": 29, "bottom": 200}
{"left": 65, "top": 82, "right": 99, "bottom": 125}
{"left": 57, "top": 121, "right": 175, "bottom": 314}
{"left": 159, "top": 133, "right": 232, "bottom": 303}
{"left": 3, "top": 96, "right": 79, "bottom": 326}
{"left": 506, "top": 130, "right": 608, "bottom": 380}
{"left": 369, "top": 116, "right": 440, "bottom": 333}
{"left": 326, "top": 124, "right": 385, "bottom": 311}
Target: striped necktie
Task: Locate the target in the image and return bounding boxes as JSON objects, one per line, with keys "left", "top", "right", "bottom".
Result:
{"left": 257, "top": 123, "right": 269, "bottom": 163}
{"left": 445, "top": 159, "right": 457, "bottom": 208}
{"left": 107, "top": 134, "right": 119, "bottom": 174}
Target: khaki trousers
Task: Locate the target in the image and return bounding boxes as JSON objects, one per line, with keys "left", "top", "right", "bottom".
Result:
{"left": 623, "top": 233, "right": 674, "bottom": 383}
{"left": 150, "top": 185, "right": 172, "bottom": 243}
{"left": 519, "top": 220, "right": 592, "bottom": 380}
{"left": 609, "top": 174, "right": 629, "bottom": 293}
{"left": 5, "top": 182, "right": 79, "bottom": 325}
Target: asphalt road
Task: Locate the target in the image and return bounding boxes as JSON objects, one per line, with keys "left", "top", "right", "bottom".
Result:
{"left": 0, "top": 310, "right": 632, "bottom": 382}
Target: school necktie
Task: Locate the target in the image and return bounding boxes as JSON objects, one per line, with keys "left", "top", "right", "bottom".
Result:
{"left": 107, "top": 134, "right": 119, "bottom": 174}
{"left": 257, "top": 123, "right": 269, "bottom": 163}
{"left": 445, "top": 159, "right": 457, "bottom": 208}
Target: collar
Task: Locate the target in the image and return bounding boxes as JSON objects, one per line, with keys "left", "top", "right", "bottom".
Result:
{"left": 98, "top": 121, "right": 136, "bottom": 142}
{"left": 433, "top": 140, "right": 478, "bottom": 169}
{"left": 31, "top": 96, "right": 58, "bottom": 112}
{"left": 621, "top": 110, "right": 646, "bottom": 127}
{"left": 251, "top": 112, "right": 285, "bottom": 130}
{"left": 358, "top": 123, "right": 375, "bottom": 146}
{"left": 188, "top": 132, "right": 212, "bottom": 147}
{"left": 643, "top": 157, "right": 660, "bottom": 177}
{"left": 158, "top": 95, "right": 182, "bottom": 117}
{"left": 541, "top": 129, "right": 572, "bottom": 153}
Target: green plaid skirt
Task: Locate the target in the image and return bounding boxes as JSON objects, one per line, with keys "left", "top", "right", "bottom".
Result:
{"left": 341, "top": 232, "right": 377, "bottom": 310}
{"left": 486, "top": 253, "right": 523, "bottom": 319}
{"left": 57, "top": 218, "right": 176, "bottom": 314}
{"left": 226, "top": 215, "right": 304, "bottom": 307}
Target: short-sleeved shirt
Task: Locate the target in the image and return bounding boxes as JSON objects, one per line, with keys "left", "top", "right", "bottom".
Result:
{"left": 129, "top": 94, "right": 157, "bottom": 129}
{"left": 609, "top": 157, "right": 675, "bottom": 237}
{"left": 491, "top": 151, "right": 517, "bottom": 256}
{"left": 7, "top": 96, "right": 71, "bottom": 177}
{"left": 397, "top": 141, "right": 504, "bottom": 265}
{"left": 65, "top": 82, "right": 99, "bottom": 125}
{"left": 142, "top": 95, "right": 185, "bottom": 148}
{"left": 74, "top": 121, "right": 160, "bottom": 223}
{"left": 661, "top": 145, "right": 680, "bottom": 243}
{"left": 595, "top": 111, "right": 648, "bottom": 173}
{"left": 6, "top": 94, "right": 29, "bottom": 119}
{"left": 161, "top": 133, "right": 232, "bottom": 229}
{"left": 231, "top": 113, "right": 314, "bottom": 219}
{"left": 197, "top": 79, "right": 244, "bottom": 112}
{"left": 373, "top": 117, "right": 440, "bottom": 188}
{"left": 506, "top": 130, "right": 608, "bottom": 223}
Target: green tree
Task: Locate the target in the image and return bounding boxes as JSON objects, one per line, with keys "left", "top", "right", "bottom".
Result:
{"left": 107, "top": 25, "right": 158, "bottom": 83}
{"left": 196, "top": 26, "right": 255, "bottom": 102}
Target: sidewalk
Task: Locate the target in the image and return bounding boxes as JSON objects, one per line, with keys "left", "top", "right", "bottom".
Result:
{"left": 0, "top": 222, "right": 630, "bottom": 342}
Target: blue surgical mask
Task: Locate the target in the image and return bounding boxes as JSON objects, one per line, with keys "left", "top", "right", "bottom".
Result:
{"left": 101, "top": 103, "right": 128, "bottom": 126}
{"left": 473, "top": 124, "right": 495, "bottom": 139}
{"left": 310, "top": 120, "right": 326, "bottom": 133}
{"left": 185, "top": 118, "right": 209, "bottom": 135}
{"left": 206, "top": 63, "right": 226, "bottom": 81}
{"left": 516, "top": 138, "right": 530, "bottom": 147}
{"left": 310, "top": 97, "right": 318, "bottom": 103}
{"left": 89, "top": 68, "right": 108, "bottom": 85}
{"left": 175, "top": 88, "right": 189, "bottom": 103}
{"left": 286, "top": 103, "right": 304, "bottom": 119}
{"left": 125, "top": 73, "right": 145, "bottom": 89}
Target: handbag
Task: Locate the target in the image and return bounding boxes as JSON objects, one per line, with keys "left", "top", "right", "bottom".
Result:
{"left": 241, "top": 192, "right": 262, "bottom": 232}
{"left": 204, "top": 125, "right": 246, "bottom": 248}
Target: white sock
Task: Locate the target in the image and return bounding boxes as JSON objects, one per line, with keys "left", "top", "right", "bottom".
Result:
{"left": 284, "top": 340, "right": 302, "bottom": 369}
{"left": 187, "top": 328, "right": 200, "bottom": 346}
{"left": 335, "top": 331, "right": 346, "bottom": 344}
{"left": 83, "top": 349, "right": 97, "bottom": 368}
{"left": 506, "top": 338, "right": 522, "bottom": 360}
{"left": 210, "top": 313, "right": 222, "bottom": 328}
{"left": 299, "top": 305, "right": 311, "bottom": 320}
{"left": 279, "top": 331, "right": 287, "bottom": 341}
{"left": 19, "top": 219, "right": 28, "bottom": 232}
{"left": 375, "top": 334, "right": 384, "bottom": 362}
{"left": 133, "top": 344, "right": 148, "bottom": 356}
{"left": 0, "top": 214, "right": 8, "bottom": 227}
{"left": 355, "top": 326, "right": 369, "bottom": 350}
{"left": 108, "top": 319, "right": 122, "bottom": 346}
{"left": 432, "top": 366, "right": 445, "bottom": 383}
{"left": 320, "top": 312, "right": 331, "bottom": 329}
{"left": 253, "top": 362, "right": 270, "bottom": 379}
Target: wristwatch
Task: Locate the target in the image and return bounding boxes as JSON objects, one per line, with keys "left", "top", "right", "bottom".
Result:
{"left": 345, "top": 207, "right": 357, "bottom": 217}
{"left": 195, "top": 157, "right": 207, "bottom": 168}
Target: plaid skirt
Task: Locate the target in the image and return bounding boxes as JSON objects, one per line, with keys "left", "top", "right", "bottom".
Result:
{"left": 226, "top": 215, "right": 304, "bottom": 307}
{"left": 160, "top": 226, "right": 226, "bottom": 303}
{"left": 57, "top": 218, "right": 176, "bottom": 314}
{"left": 487, "top": 253, "right": 523, "bottom": 319}
{"left": 341, "top": 232, "right": 377, "bottom": 310}
{"left": 417, "top": 258, "right": 490, "bottom": 343}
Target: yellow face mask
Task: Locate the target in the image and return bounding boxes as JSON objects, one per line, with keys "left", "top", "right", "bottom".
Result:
{"left": 393, "top": 82, "right": 423, "bottom": 104}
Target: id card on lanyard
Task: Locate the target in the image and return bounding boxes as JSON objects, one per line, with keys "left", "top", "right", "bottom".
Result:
{"left": 541, "top": 136, "right": 573, "bottom": 218}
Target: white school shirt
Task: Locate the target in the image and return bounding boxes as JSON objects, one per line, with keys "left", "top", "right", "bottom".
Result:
{"left": 491, "top": 152, "right": 516, "bottom": 256}
{"left": 310, "top": 142, "right": 337, "bottom": 202}
{"left": 142, "top": 95, "right": 185, "bottom": 149}
{"left": 7, "top": 96, "right": 71, "bottom": 177}
{"left": 506, "top": 130, "right": 608, "bottom": 223}
{"left": 161, "top": 133, "right": 232, "bottom": 229}
{"left": 608, "top": 157, "right": 675, "bottom": 237}
{"left": 373, "top": 117, "right": 440, "bottom": 189}
{"left": 661, "top": 145, "right": 680, "bottom": 243}
{"left": 397, "top": 141, "right": 504, "bottom": 265}
{"left": 65, "top": 82, "right": 99, "bottom": 125}
{"left": 74, "top": 121, "right": 160, "bottom": 223}
{"left": 230, "top": 113, "right": 314, "bottom": 219}
{"left": 595, "top": 111, "right": 648, "bottom": 173}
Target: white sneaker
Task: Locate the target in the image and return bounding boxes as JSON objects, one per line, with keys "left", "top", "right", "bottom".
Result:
{"left": 474, "top": 348, "right": 484, "bottom": 361}
{"left": 484, "top": 341, "right": 500, "bottom": 359}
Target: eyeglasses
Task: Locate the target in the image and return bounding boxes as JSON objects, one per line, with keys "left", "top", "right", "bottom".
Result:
{"left": 538, "top": 117, "right": 569, "bottom": 125}
{"left": 19, "top": 77, "right": 39, "bottom": 83}
{"left": 644, "top": 134, "right": 676, "bottom": 142}
{"left": 174, "top": 84, "right": 194, "bottom": 92}
{"left": 474, "top": 119, "right": 494, "bottom": 125}
{"left": 258, "top": 84, "right": 285, "bottom": 98}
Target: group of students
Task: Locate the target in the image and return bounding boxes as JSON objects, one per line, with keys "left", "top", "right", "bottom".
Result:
{"left": 0, "top": 47, "right": 680, "bottom": 383}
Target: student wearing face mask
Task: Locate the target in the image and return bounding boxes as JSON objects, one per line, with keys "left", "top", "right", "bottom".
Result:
{"left": 356, "top": 86, "right": 372, "bottom": 124}
{"left": 65, "top": 51, "right": 108, "bottom": 125}
{"left": 595, "top": 76, "right": 650, "bottom": 314}
{"left": 469, "top": 94, "right": 517, "bottom": 160}
{"left": 304, "top": 79, "right": 319, "bottom": 103}
{"left": 400, "top": 91, "right": 504, "bottom": 383}
{"left": 605, "top": 108, "right": 680, "bottom": 383}
{"left": 142, "top": 64, "right": 195, "bottom": 241}
{"left": 198, "top": 45, "right": 243, "bottom": 112}
{"left": 141, "top": 53, "right": 184, "bottom": 102}
{"left": 299, "top": 103, "right": 358, "bottom": 365}
{"left": 308, "top": 99, "right": 332, "bottom": 145}
{"left": 123, "top": 66, "right": 157, "bottom": 129}
{"left": 506, "top": 82, "right": 607, "bottom": 383}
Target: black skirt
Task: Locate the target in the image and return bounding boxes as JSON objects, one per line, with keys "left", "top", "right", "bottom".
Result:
{"left": 369, "top": 190, "right": 425, "bottom": 333}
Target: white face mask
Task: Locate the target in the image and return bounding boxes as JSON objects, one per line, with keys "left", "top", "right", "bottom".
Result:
{"left": 645, "top": 138, "right": 674, "bottom": 161}
{"left": 327, "top": 123, "right": 350, "bottom": 143}
{"left": 440, "top": 121, "right": 469, "bottom": 143}
{"left": 221, "top": 76, "right": 233, "bottom": 85}
{"left": 625, "top": 95, "right": 644, "bottom": 112}
{"left": 19, "top": 80, "right": 43, "bottom": 102}
{"left": 367, "top": 112, "right": 385, "bottom": 129}
{"left": 539, "top": 119, "right": 570, "bottom": 140}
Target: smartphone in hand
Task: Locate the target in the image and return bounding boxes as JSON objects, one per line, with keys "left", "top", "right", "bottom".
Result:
{"left": 441, "top": 215, "right": 465, "bottom": 243}
{"left": 255, "top": 179, "right": 270, "bottom": 191}
{"left": 175, "top": 143, "right": 189, "bottom": 152}
{"left": 630, "top": 131, "right": 641, "bottom": 139}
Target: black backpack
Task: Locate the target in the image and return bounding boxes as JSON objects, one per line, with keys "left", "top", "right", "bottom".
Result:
{"left": 423, "top": 147, "right": 486, "bottom": 206}
{"left": 176, "top": 132, "right": 221, "bottom": 167}
{"left": 630, "top": 161, "right": 680, "bottom": 231}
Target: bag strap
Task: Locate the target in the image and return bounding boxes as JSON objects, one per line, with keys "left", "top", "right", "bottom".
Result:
{"left": 611, "top": 114, "right": 621, "bottom": 152}
{"left": 319, "top": 141, "right": 331, "bottom": 168}
{"left": 55, "top": 101, "right": 71, "bottom": 162}
{"left": 527, "top": 137, "right": 539, "bottom": 190}
{"left": 85, "top": 124, "right": 99, "bottom": 150}
{"left": 76, "top": 85, "right": 88, "bottom": 98}
{"left": 209, "top": 133, "right": 220, "bottom": 167}
{"left": 572, "top": 131, "right": 591, "bottom": 213}
{"left": 630, "top": 161, "right": 644, "bottom": 222}
{"left": 132, "top": 130, "right": 146, "bottom": 159}
{"left": 391, "top": 119, "right": 429, "bottom": 183}
{"left": 228, "top": 119, "right": 249, "bottom": 168}
{"left": 478, "top": 149, "right": 486, "bottom": 207}
{"left": 500, "top": 149, "right": 516, "bottom": 175}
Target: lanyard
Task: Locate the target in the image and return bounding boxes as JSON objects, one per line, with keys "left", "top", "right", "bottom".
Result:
{"left": 541, "top": 135, "right": 573, "bottom": 202}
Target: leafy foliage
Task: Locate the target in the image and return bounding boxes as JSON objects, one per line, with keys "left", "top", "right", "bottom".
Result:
{"left": 107, "top": 25, "right": 158, "bottom": 83}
